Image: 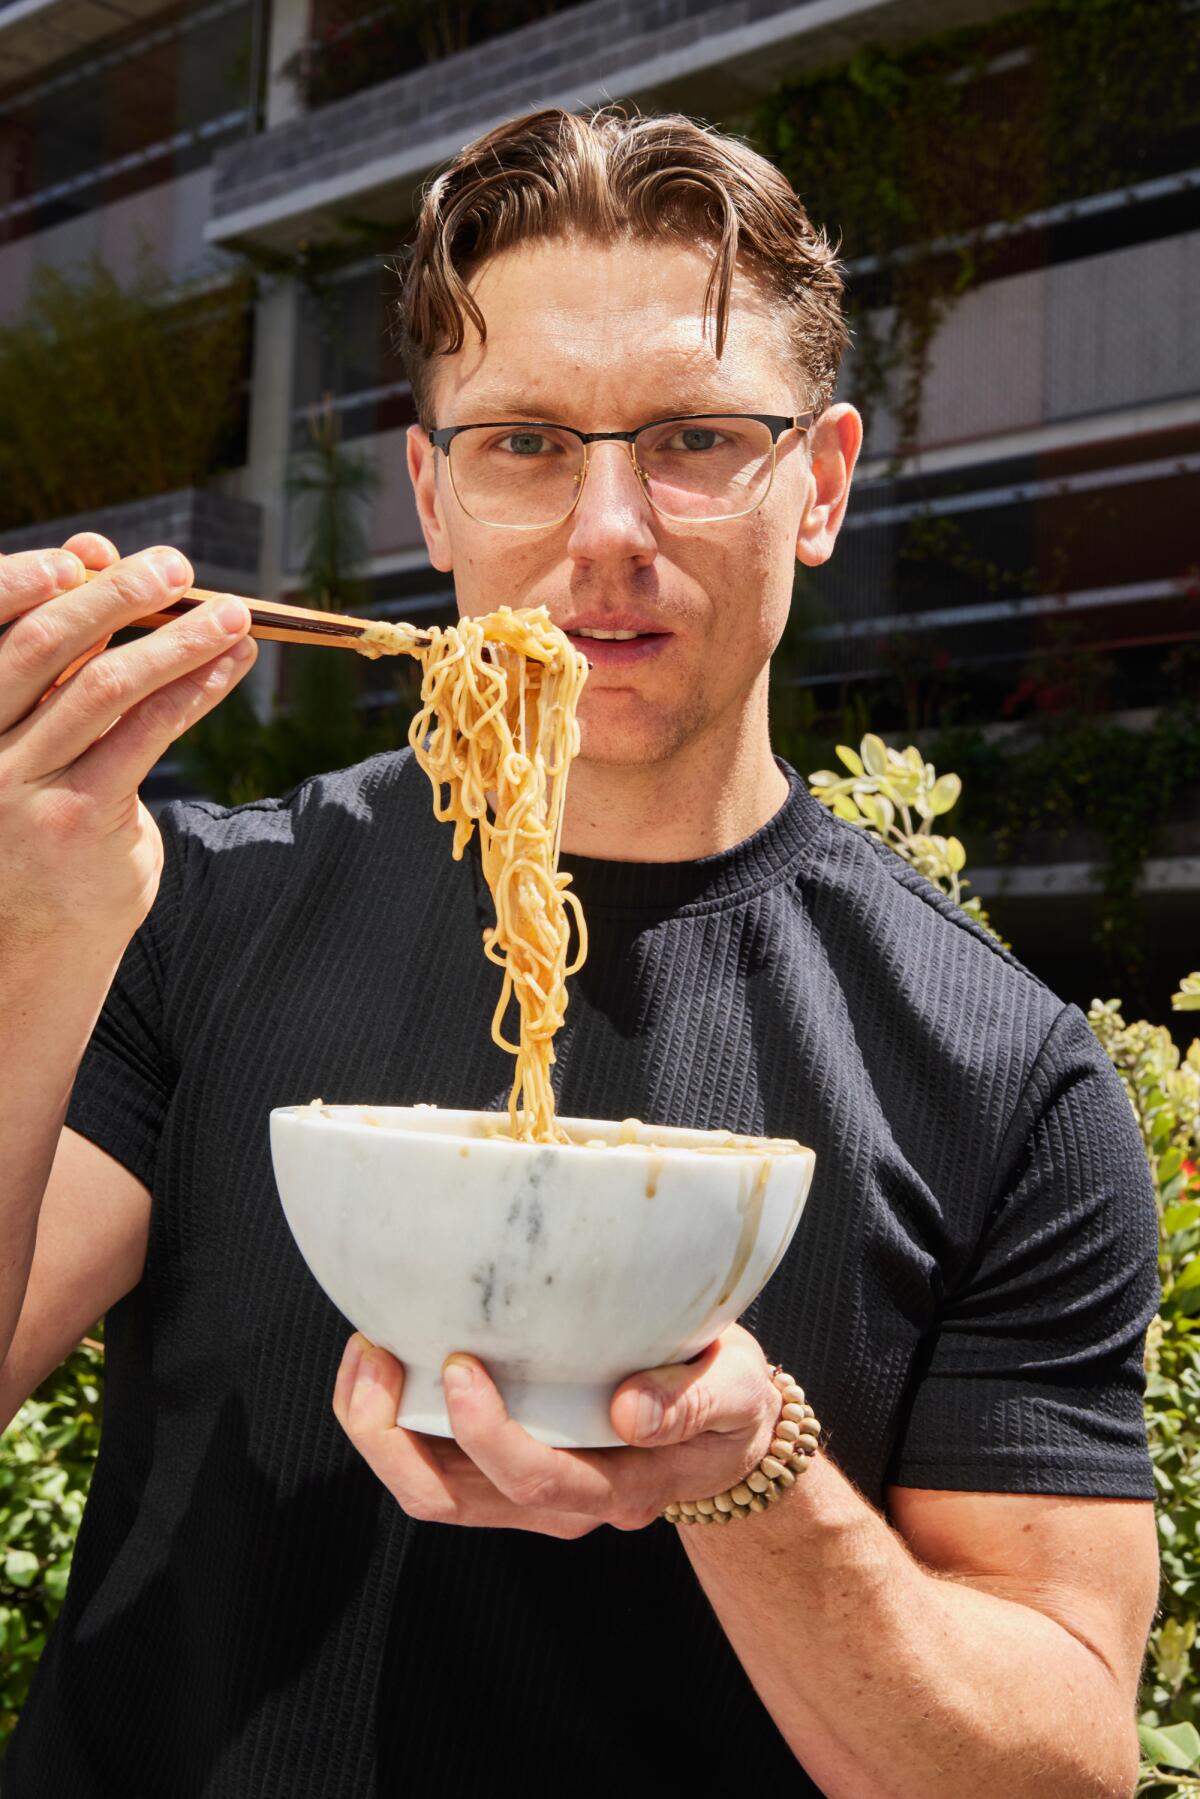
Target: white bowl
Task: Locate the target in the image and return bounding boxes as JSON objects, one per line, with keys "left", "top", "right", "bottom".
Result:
{"left": 269, "top": 1103, "right": 815, "bottom": 1447}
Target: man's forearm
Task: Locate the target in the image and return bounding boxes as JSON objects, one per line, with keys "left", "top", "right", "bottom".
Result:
{"left": 678, "top": 1452, "right": 1136, "bottom": 1799}
{"left": 0, "top": 937, "right": 121, "bottom": 1370}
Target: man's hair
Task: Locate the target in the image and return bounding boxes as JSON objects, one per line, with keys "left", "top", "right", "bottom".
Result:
{"left": 393, "top": 104, "right": 849, "bottom": 428}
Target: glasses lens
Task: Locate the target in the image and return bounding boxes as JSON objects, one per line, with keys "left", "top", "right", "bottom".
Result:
{"left": 635, "top": 416, "right": 775, "bottom": 520}
{"left": 447, "top": 425, "right": 584, "bottom": 527}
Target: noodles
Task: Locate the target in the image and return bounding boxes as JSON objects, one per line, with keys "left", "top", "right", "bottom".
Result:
{"left": 355, "top": 606, "right": 589, "bottom": 1143}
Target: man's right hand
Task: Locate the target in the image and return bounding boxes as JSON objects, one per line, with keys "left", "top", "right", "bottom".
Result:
{"left": 0, "top": 533, "right": 258, "bottom": 950}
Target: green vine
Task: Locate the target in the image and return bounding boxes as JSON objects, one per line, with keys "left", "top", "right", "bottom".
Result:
{"left": 925, "top": 669, "right": 1200, "bottom": 1009}
{"left": 753, "top": 0, "right": 1200, "bottom": 460}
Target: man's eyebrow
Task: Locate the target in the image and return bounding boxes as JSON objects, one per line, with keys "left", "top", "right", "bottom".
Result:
{"left": 449, "top": 392, "right": 758, "bottom": 422}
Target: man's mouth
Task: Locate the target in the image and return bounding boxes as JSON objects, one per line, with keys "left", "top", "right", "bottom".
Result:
{"left": 564, "top": 623, "right": 672, "bottom": 667}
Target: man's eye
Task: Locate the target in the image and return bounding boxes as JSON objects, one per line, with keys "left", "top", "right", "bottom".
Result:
{"left": 662, "top": 427, "right": 724, "bottom": 452}
{"left": 496, "top": 432, "right": 555, "bottom": 456}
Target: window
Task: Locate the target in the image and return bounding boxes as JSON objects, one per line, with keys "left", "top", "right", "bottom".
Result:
{"left": 0, "top": 0, "right": 254, "bottom": 246}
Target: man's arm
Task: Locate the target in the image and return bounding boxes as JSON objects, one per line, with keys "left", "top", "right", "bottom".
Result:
{"left": 337, "top": 1325, "right": 1158, "bottom": 1795}
{"left": 0, "top": 1126, "right": 151, "bottom": 1433}
{"left": 678, "top": 1452, "right": 1158, "bottom": 1799}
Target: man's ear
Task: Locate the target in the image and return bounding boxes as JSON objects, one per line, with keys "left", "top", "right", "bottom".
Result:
{"left": 796, "top": 404, "right": 863, "bottom": 569}
{"left": 406, "top": 423, "right": 454, "bottom": 573}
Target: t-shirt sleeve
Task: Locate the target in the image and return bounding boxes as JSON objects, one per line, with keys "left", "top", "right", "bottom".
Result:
{"left": 886, "top": 1002, "right": 1161, "bottom": 1499}
{"left": 65, "top": 804, "right": 192, "bottom": 1195}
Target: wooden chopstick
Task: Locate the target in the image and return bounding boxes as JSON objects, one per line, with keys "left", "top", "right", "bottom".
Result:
{"left": 81, "top": 569, "right": 432, "bottom": 653}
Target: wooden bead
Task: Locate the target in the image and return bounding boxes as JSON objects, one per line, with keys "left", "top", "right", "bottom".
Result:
{"left": 748, "top": 1494, "right": 768, "bottom": 1513}
{"left": 774, "top": 1419, "right": 801, "bottom": 1442}
{"left": 730, "top": 1482, "right": 754, "bottom": 1507}
{"left": 770, "top": 1436, "right": 795, "bottom": 1460}
{"left": 664, "top": 1503, "right": 681, "bottom": 1521}
{"left": 781, "top": 1385, "right": 806, "bottom": 1406}
{"left": 795, "top": 1432, "right": 820, "bottom": 1454}
{"left": 713, "top": 1491, "right": 735, "bottom": 1513}
{"left": 776, "top": 1465, "right": 797, "bottom": 1488}
{"left": 761, "top": 1455, "right": 788, "bottom": 1479}
{"left": 712, "top": 1506, "right": 733, "bottom": 1523}
{"left": 695, "top": 1496, "right": 717, "bottom": 1515}
{"left": 679, "top": 1501, "right": 698, "bottom": 1518}
{"left": 746, "top": 1470, "right": 770, "bottom": 1493}
{"left": 763, "top": 1483, "right": 781, "bottom": 1502}
{"left": 771, "top": 1368, "right": 792, "bottom": 1390}
{"left": 789, "top": 1453, "right": 813, "bottom": 1474}
{"left": 732, "top": 1503, "right": 751, "bottom": 1520}
{"left": 780, "top": 1404, "right": 807, "bottom": 1424}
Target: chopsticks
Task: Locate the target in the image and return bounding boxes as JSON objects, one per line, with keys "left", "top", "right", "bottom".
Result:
{"left": 81, "top": 569, "right": 433, "bottom": 654}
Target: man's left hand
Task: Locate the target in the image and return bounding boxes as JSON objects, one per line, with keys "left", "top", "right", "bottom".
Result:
{"left": 332, "top": 1323, "right": 780, "bottom": 1538}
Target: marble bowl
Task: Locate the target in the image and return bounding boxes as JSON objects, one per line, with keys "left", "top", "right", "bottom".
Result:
{"left": 269, "top": 1103, "right": 815, "bottom": 1447}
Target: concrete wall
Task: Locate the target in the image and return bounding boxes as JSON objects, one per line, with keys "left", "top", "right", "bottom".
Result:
{"left": 851, "top": 230, "right": 1200, "bottom": 459}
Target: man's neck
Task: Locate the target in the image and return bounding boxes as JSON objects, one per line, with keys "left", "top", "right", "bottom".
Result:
{"left": 558, "top": 697, "right": 790, "bottom": 865}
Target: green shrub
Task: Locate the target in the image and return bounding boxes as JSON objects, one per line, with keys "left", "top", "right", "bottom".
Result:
{"left": 0, "top": 1333, "right": 104, "bottom": 1741}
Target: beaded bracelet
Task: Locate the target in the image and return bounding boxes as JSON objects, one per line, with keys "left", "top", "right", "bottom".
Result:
{"left": 662, "top": 1366, "right": 822, "bottom": 1525}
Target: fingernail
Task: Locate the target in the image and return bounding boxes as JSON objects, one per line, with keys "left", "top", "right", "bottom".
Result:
{"left": 636, "top": 1389, "right": 664, "bottom": 1440}
{"left": 215, "top": 598, "right": 248, "bottom": 634}
{"left": 353, "top": 1349, "right": 378, "bottom": 1394}
{"left": 44, "top": 552, "right": 82, "bottom": 590}
{"left": 339, "top": 1333, "right": 365, "bottom": 1393}
{"left": 443, "top": 1357, "right": 473, "bottom": 1396}
{"left": 152, "top": 550, "right": 189, "bottom": 588}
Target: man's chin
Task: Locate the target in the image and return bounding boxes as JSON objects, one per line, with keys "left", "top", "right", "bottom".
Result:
{"left": 576, "top": 705, "right": 694, "bottom": 770}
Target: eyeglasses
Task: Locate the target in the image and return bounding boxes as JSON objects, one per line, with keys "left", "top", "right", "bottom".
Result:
{"left": 427, "top": 412, "right": 816, "bottom": 530}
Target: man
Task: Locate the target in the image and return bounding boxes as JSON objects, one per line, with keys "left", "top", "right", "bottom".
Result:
{"left": 1, "top": 106, "right": 1159, "bottom": 1795}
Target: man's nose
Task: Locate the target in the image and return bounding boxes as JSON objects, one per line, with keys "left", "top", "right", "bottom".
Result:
{"left": 565, "top": 440, "right": 658, "bottom": 559}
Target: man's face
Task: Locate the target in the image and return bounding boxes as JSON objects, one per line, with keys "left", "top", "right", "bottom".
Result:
{"left": 407, "top": 234, "right": 860, "bottom": 769}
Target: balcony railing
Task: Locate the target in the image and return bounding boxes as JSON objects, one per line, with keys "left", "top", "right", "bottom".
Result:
{"left": 206, "top": 0, "right": 845, "bottom": 248}
{"left": 0, "top": 487, "right": 262, "bottom": 591}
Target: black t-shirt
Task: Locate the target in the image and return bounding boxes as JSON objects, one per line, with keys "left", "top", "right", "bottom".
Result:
{"left": 4, "top": 751, "right": 1159, "bottom": 1797}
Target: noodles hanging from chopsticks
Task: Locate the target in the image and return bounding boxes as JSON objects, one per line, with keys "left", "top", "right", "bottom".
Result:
{"left": 358, "top": 606, "right": 589, "bottom": 1143}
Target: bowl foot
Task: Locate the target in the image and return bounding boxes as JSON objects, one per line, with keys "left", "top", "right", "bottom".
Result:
{"left": 395, "top": 1364, "right": 625, "bottom": 1449}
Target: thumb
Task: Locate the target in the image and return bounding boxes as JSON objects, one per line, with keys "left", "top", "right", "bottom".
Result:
{"left": 611, "top": 1338, "right": 760, "bottom": 1447}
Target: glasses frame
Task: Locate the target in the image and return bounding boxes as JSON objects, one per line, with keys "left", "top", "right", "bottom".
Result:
{"left": 427, "top": 411, "right": 817, "bottom": 530}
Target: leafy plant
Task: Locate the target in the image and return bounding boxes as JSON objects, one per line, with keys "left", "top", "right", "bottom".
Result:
{"left": 807, "top": 731, "right": 1001, "bottom": 939}
{"left": 0, "top": 242, "right": 252, "bottom": 532}
{"left": 1092, "top": 987, "right": 1200, "bottom": 1796}
{"left": 0, "top": 1332, "right": 104, "bottom": 1743}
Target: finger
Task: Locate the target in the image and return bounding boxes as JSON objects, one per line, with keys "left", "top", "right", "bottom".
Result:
{"left": 334, "top": 1342, "right": 606, "bottom": 1535}
{"left": 0, "top": 546, "right": 196, "bottom": 731}
{"left": 62, "top": 635, "right": 257, "bottom": 804}
{"left": 332, "top": 1330, "right": 367, "bottom": 1419}
{"left": 0, "top": 548, "right": 81, "bottom": 631}
{"left": 60, "top": 531, "right": 119, "bottom": 570}
{"left": 42, "top": 635, "right": 112, "bottom": 700}
{"left": 13, "top": 592, "right": 252, "bottom": 776}
{"left": 334, "top": 1338, "right": 477, "bottom": 1521}
{"left": 442, "top": 1354, "right": 626, "bottom": 1517}
{"left": 609, "top": 1328, "right": 772, "bottom": 1447}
